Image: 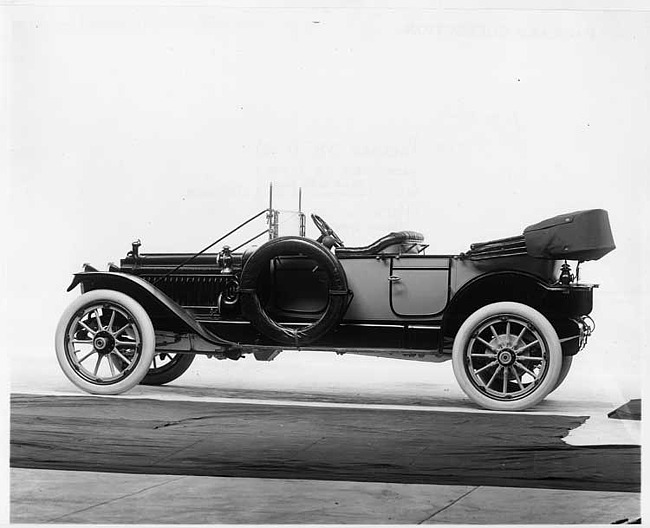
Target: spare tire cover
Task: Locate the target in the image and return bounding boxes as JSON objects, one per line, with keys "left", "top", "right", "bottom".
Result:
{"left": 239, "top": 236, "right": 350, "bottom": 346}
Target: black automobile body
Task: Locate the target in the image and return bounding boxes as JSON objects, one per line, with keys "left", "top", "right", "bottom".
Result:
{"left": 56, "top": 188, "right": 615, "bottom": 410}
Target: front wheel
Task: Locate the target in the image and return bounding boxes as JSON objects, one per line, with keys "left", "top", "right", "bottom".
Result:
{"left": 452, "top": 302, "right": 562, "bottom": 411}
{"left": 141, "top": 352, "right": 195, "bottom": 386}
{"left": 55, "top": 290, "right": 156, "bottom": 395}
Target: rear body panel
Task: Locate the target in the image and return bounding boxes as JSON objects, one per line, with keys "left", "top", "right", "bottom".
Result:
{"left": 338, "top": 254, "right": 560, "bottom": 323}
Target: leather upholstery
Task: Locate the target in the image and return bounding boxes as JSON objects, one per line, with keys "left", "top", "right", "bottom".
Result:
{"left": 335, "top": 231, "right": 425, "bottom": 257}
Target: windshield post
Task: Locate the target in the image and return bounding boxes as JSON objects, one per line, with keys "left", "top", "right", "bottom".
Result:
{"left": 298, "top": 187, "right": 306, "bottom": 237}
{"left": 267, "top": 182, "right": 279, "bottom": 240}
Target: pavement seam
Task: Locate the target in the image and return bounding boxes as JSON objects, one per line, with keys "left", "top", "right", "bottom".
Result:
{"left": 417, "top": 485, "right": 480, "bottom": 525}
{"left": 295, "top": 436, "right": 327, "bottom": 454}
{"left": 149, "top": 437, "right": 207, "bottom": 467}
{"left": 44, "top": 475, "right": 188, "bottom": 523}
{"left": 10, "top": 390, "right": 601, "bottom": 417}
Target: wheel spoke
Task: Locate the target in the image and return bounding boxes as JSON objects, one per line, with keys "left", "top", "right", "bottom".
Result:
{"left": 517, "top": 355, "right": 543, "bottom": 362}
{"left": 476, "top": 336, "right": 497, "bottom": 352}
{"left": 114, "top": 323, "right": 130, "bottom": 337}
{"left": 515, "top": 339, "right": 540, "bottom": 354}
{"left": 489, "top": 325, "right": 499, "bottom": 339}
{"left": 93, "top": 355, "right": 103, "bottom": 377}
{"left": 72, "top": 339, "right": 93, "bottom": 344}
{"left": 470, "top": 353, "right": 496, "bottom": 358}
{"left": 78, "top": 350, "right": 97, "bottom": 364}
{"left": 94, "top": 309, "right": 103, "bottom": 331}
{"left": 110, "top": 348, "right": 131, "bottom": 365}
{"left": 107, "top": 309, "right": 116, "bottom": 332}
{"left": 474, "top": 360, "right": 498, "bottom": 375}
{"left": 514, "top": 361, "right": 537, "bottom": 379}
{"left": 514, "top": 326, "right": 527, "bottom": 346}
{"left": 108, "top": 356, "right": 116, "bottom": 377}
{"left": 505, "top": 320, "right": 511, "bottom": 342}
{"left": 79, "top": 321, "right": 97, "bottom": 337}
{"left": 502, "top": 366, "right": 509, "bottom": 394}
{"left": 115, "top": 339, "right": 137, "bottom": 347}
{"left": 512, "top": 365, "right": 525, "bottom": 390}
{"left": 486, "top": 365, "right": 503, "bottom": 388}
{"left": 153, "top": 356, "right": 158, "bottom": 370}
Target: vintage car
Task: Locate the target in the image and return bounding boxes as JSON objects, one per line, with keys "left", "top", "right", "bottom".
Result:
{"left": 55, "top": 189, "right": 615, "bottom": 410}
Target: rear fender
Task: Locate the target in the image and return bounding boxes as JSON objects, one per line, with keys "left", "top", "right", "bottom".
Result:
{"left": 67, "top": 272, "right": 235, "bottom": 347}
{"left": 442, "top": 271, "right": 594, "bottom": 345}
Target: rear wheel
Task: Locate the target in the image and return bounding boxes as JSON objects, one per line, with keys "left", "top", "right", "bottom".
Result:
{"left": 141, "top": 352, "right": 195, "bottom": 386}
{"left": 55, "top": 290, "right": 155, "bottom": 395}
{"left": 551, "top": 355, "right": 573, "bottom": 392}
{"left": 452, "top": 302, "right": 562, "bottom": 411}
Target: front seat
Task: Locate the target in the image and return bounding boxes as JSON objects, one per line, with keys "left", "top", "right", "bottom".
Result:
{"left": 335, "top": 231, "right": 424, "bottom": 257}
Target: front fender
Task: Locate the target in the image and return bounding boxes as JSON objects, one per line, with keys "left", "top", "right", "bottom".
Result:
{"left": 67, "top": 271, "right": 235, "bottom": 347}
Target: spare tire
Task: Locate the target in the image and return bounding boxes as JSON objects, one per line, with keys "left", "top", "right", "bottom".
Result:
{"left": 239, "top": 236, "right": 350, "bottom": 346}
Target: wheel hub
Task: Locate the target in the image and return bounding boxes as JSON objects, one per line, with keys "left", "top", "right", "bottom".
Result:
{"left": 497, "top": 348, "right": 516, "bottom": 366}
{"left": 93, "top": 331, "right": 115, "bottom": 354}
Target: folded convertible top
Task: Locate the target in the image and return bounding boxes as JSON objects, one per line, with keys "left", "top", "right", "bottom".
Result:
{"left": 464, "top": 209, "right": 615, "bottom": 262}
{"left": 523, "top": 209, "right": 615, "bottom": 261}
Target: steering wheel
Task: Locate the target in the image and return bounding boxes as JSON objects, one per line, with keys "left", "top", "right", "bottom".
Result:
{"left": 311, "top": 214, "right": 344, "bottom": 247}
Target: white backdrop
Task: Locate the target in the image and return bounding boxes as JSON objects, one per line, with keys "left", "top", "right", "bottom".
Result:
{"left": 3, "top": 2, "right": 649, "bottom": 394}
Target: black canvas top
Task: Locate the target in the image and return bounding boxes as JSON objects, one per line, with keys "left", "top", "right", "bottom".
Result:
{"left": 523, "top": 209, "right": 615, "bottom": 261}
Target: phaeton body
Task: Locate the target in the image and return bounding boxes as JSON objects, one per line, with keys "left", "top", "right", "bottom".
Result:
{"left": 55, "top": 189, "right": 615, "bottom": 410}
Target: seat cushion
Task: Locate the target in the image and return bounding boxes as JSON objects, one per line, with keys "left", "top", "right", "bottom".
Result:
{"left": 336, "top": 231, "right": 425, "bottom": 257}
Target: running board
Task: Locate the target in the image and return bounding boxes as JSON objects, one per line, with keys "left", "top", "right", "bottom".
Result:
{"left": 155, "top": 331, "right": 452, "bottom": 363}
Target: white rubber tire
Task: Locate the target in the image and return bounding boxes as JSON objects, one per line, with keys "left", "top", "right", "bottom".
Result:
{"left": 452, "top": 302, "right": 562, "bottom": 411}
{"left": 55, "top": 289, "right": 156, "bottom": 395}
{"left": 551, "top": 355, "right": 573, "bottom": 393}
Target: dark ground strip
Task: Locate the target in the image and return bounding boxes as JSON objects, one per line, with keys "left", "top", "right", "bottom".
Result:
{"left": 608, "top": 399, "right": 641, "bottom": 421}
{"left": 10, "top": 394, "right": 640, "bottom": 493}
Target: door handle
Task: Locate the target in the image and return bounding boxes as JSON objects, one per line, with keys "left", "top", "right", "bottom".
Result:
{"left": 388, "top": 275, "right": 401, "bottom": 282}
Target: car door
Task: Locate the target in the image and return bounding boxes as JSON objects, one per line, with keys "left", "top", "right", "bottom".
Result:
{"left": 389, "top": 257, "right": 451, "bottom": 317}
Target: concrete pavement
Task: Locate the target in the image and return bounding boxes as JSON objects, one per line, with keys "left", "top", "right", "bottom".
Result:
{"left": 10, "top": 468, "right": 641, "bottom": 524}
{"left": 10, "top": 349, "right": 642, "bottom": 524}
